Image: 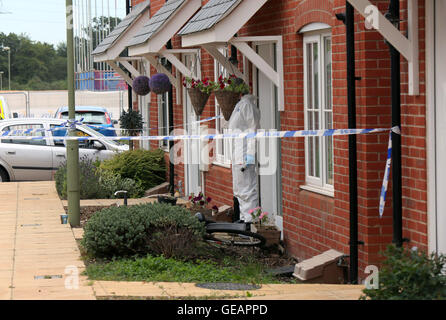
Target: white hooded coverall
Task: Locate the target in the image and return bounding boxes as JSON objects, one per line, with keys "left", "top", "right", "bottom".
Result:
{"left": 228, "top": 94, "right": 261, "bottom": 222}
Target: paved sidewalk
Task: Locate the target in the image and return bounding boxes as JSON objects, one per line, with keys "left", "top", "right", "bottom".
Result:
{"left": 92, "top": 281, "right": 364, "bottom": 300}
{"left": 0, "top": 181, "right": 364, "bottom": 300}
{"left": 0, "top": 182, "right": 94, "bottom": 300}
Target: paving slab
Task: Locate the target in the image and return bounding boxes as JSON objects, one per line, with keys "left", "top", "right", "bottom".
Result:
{"left": 0, "top": 181, "right": 95, "bottom": 300}
{"left": 91, "top": 281, "right": 364, "bottom": 300}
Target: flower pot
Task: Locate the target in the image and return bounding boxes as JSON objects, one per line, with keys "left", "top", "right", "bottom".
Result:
{"left": 189, "top": 205, "right": 213, "bottom": 217}
{"left": 60, "top": 214, "right": 68, "bottom": 224}
{"left": 187, "top": 87, "right": 210, "bottom": 116}
{"left": 253, "top": 224, "right": 281, "bottom": 246}
{"left": 214, "top": 90, "right": 241, "bottom": 121}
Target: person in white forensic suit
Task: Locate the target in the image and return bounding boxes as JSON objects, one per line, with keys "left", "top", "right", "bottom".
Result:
{"left": 228, "top": 91, "right": 261, "bottom": 224}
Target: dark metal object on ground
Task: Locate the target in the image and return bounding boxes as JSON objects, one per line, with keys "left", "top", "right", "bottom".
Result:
{"left": 196, "top": 283, "right": 261, "bottom": 291}
{"left": 157, "top": 195, "right": 177, "bottom": 206}
{"left": 114, "top": 190, "right": 128, "bottom": 206}
{"left": 266, "top": 265, "right": 295, "bottom": 277}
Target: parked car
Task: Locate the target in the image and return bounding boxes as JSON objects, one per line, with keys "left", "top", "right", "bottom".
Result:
{"left": 0, "top": 118, "right": 128, "bottom": 182}
{"left": 54, "top": 106, "right": 118, "bottom": 137}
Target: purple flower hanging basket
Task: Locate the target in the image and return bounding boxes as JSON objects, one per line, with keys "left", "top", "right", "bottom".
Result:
{"left": 132, "top": 76, "right": 151, "bottom": 96}
{"left": 149, "top": 73, "right": 171, "bottom": 94}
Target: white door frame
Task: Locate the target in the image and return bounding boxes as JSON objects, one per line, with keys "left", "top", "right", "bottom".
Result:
{"left": 253, "top": 42, "right": 283, "bottom": 232}
{"left": 182, "top": 52, "right": 201, "bottom": 197}
{"left": 426, "top": 0, "right": 445, "bottom": 254}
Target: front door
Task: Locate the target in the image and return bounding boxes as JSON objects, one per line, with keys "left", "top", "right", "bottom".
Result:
{"left": 435, "top": 0, "right": 446, "bottom": 254}
{"left": 182, "top": 53, "right": 201, "bottom": 197}
{"left": 255, "top": 43, "right": 282, "bottom": 231}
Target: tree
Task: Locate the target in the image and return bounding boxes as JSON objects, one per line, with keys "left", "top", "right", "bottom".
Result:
{"left": 0, "top": 32, "right": 67, "bottom": 90}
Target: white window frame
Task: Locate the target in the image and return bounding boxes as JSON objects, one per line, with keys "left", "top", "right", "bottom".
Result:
{"left": 158, "top": 91, "right": 170, "bottom": 151}
{"left": 303, "top": 30, "right": 334, "bottom": 195}
{"left": 213, "top": 46, "right": 232, "bottom": 168}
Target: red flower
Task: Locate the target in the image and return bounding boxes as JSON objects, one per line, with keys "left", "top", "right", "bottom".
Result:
{"left": 220, "top": 83, "right": 225, "bottom": 89}
{"left": 218, "top": 75, "right": 223, "bottom": 82}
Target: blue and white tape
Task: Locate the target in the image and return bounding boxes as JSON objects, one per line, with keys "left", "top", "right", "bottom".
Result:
{"left": 379, "top": 131, "right": 392, "bottom": 217}
{"left": 1, "top": 125, "right": 400, "bottom": 216}
{"left": 1, "top": 115, "right": 223, "bottom": 136}
{"left": 2, "top": 127, "right": 392, "bottom": 141}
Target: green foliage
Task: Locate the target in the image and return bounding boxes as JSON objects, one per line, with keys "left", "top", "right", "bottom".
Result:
{"left": 0, "top": 33, "right": 67, "bottom": 90}
{"left": 361, "top": 245, "right": 446, "bottom": 300}
{"left": 119, "top": 110, "right": 143, "bottom": 136}
{"left": 81, "top": 203, "right": 206, "bottom": 259}
{"left": 183, "top": 77, "right": 217, "bottom": 95}
{"left": 99, "top": 149, "right": 166, "bottom": 191}
{"left": 97, "top": 168, "right": 145, "bottom": 199}
{"left": 85, "top": 254, "right": 279, "bottom": 284}
{"left": 55, "top": 155, "right": 104, "bottom": 200}
{"left": 55, "top": 156, "right": 144, "bottom": 200}
{"left": 216, "top": 74, "right": 250, "bottom": 94}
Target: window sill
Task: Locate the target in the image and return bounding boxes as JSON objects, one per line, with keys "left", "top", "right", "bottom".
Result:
{"left": 212, "top": 161, "right": 231, "bottom": 169}
{"left": 300, "top": 184, "right": 334, "bottom": 198}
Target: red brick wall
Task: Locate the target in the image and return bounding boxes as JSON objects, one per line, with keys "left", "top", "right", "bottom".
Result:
{"left": 130, "top": 0, "right": 429, "bottom": 282}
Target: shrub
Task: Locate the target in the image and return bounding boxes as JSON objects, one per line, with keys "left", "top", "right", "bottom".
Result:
{"left": 55, "top": 155, "right": 105, "bottom": 200}
{"left": 55, "top": 156, "right": 144, "bottom": 200}
{"left": 99, "top": 149, "right": 166, "bottom": 191}
{"left": 97, "top": 168, "right": 145, "bottom": 199}
{"left": 361, "top": 245, "right": 446, "bottom": 300}
{"left": 81, "top": 203, "right": 206, "bottom": 258}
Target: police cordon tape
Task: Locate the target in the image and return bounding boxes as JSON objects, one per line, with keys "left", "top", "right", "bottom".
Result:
{"left": 1, "top": 125, "right": 400, "bottom": 216}
{"left": 4, "top": 115, "right": 224, "bottom": 135}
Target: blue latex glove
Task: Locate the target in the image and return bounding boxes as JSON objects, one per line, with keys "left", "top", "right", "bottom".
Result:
{"left": 245, "top": 154, "right": 255, "bottom": 165}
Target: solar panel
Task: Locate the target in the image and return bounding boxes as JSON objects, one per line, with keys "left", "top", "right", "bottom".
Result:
{"left": 178, "top": 0, "right": 241, "bottom": 36}
{"left": 92, "top": 0, "right": 150, "bottom": 56}
{"left": 128, "top": 0, "right": 186, "bottom": 47}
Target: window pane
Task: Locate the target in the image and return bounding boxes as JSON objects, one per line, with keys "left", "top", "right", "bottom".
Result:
{"left": 325, "top": 112, "right": 333, "bottom": 185}
{"left": 314, "top": 136, "right": 320, "bottom": 178}
{"left": 159, "top": 93, "right": 169, "bottom": 148}
{"left": 313, "top": 42, "right": 319, "bottom": 110}
{"left": 324, "top": 37, "right": 332, "bottom": 110}
{"left": 1, "top": 124, "right": 46, "bottom": 146}
{"left": 306, "top": 43, "right": 313, "bottom": 110}
{"left": 309, "top": 136, "right": 314, "bottom": 176}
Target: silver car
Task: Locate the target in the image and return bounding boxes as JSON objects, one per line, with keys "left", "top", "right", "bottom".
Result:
{"left": 0, "top": 118, "right": 128, "bottom": 182}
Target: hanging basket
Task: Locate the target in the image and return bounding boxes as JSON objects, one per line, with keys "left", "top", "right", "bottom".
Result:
{"left": 214, "top": 90, "right": 241, "bottom": 121}
{"left": 149, "top": 73, "right": 171, "bottom": 94}
{"left": 187, "top": 87, "right": 210, "bottom": 116}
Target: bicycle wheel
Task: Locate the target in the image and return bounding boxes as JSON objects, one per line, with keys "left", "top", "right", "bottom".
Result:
{"left": 205, "top": 229, "right": 266, "bottom": 247}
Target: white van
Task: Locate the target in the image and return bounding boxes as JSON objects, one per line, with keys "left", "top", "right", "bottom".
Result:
{"left": 0, "top": 96, "right": 12, "bottom": 120}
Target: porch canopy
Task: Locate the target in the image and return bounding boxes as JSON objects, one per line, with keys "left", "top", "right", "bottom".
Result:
{"left": 127, "top": 0, "right": 202, "bottom": 103}
{"left": 91, "top": 0, "right": 151, "bottom": 87}
{"left": 178, "top": 0, "right": 285, "bottom": 111}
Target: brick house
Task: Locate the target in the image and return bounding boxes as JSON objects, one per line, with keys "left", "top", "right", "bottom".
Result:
{"left": 106, "top": 0, "right": 444, "bottom": 282}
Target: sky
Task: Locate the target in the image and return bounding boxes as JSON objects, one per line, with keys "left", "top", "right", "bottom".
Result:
{"left": 0, "top": 0, "right": 126, "bottom": 47}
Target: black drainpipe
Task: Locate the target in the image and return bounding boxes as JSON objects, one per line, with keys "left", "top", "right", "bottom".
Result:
{"left": 386, "top": 0, "right": 408, "bottom": 247}
{"left": 166, "top": 37, "right": 175, "bottom": 195}
{"left": 126, "top": 0, "right": 133, "bottom": 112}
{"left": 336, "top": 2, "right": 361, "bottom": 284}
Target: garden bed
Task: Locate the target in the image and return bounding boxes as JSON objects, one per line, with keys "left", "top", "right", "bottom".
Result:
{"left": 77, "top": 204, "right": 297, "bottom": 285}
